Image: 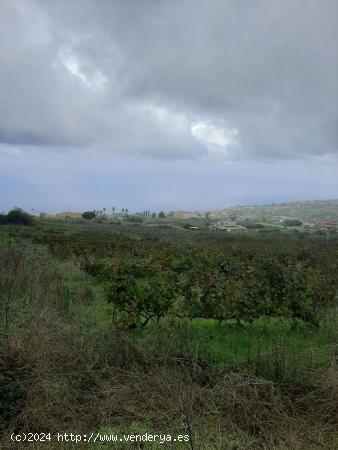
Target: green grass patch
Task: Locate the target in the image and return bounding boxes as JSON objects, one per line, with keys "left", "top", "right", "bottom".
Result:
{"left": 133, "top": 314, "right": 337, "bottom": 382}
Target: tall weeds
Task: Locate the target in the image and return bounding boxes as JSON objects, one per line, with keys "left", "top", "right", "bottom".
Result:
{"left": 0, "top": 239, "right": 337, "bottom": 449}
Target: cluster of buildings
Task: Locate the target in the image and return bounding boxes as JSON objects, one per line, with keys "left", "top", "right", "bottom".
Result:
{"left": 209, "top": 219, "right": 247, "bottom": 233}
{"left": 209, "top": 218, "right": 338, "bottom": 234}
{"left": 38, "top": 209, "right": 338, "bottom": 234}
{"left": 313, "top": 220, "right": 338, "bottom": 231}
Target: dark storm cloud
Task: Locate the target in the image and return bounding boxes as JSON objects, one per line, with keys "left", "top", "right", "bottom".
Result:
{"left": 0, "top": 0, "right": 337, "bottom": 160}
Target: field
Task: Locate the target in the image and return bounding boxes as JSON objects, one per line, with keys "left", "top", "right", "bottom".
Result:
{"left": 1, "top": 218, "right": 338, "bottom": 449}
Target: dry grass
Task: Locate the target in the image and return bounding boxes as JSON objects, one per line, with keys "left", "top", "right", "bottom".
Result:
{"left": 0, "top": 240, "right": 337, "bottom": 449}
{"left": 1, "top": 312, "right": 338, "bottom": 449}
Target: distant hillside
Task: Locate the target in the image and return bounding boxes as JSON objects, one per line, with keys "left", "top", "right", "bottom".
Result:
{"left": 208, "top": 199, "right": 338, "bottom": 222}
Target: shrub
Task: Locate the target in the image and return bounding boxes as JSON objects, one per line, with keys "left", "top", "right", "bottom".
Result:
{"left": 5, "top": 209, "right": 34, "bottom": 226}
{"left": 82, "top": 211, "right": 97, "bottom": 220}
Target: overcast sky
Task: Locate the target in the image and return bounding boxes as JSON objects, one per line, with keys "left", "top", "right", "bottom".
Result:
{"left": 0, "top": 0, "right": 337, "bottom": 213}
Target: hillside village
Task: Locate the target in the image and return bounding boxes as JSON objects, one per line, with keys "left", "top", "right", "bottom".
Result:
{"left": 34, "top": 199, "right": 338, "bottom": 234}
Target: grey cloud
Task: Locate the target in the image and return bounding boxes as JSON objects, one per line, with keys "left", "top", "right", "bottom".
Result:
{"left": 0, "top": 0, "right": 337, "bottom": 160}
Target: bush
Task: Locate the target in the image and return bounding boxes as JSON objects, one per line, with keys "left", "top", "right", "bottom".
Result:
{"left": 82, "top": 211, "right": 97, "bottom": 220}
{"left": 5, "top": 209, "right": 34, "bottom": 226}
